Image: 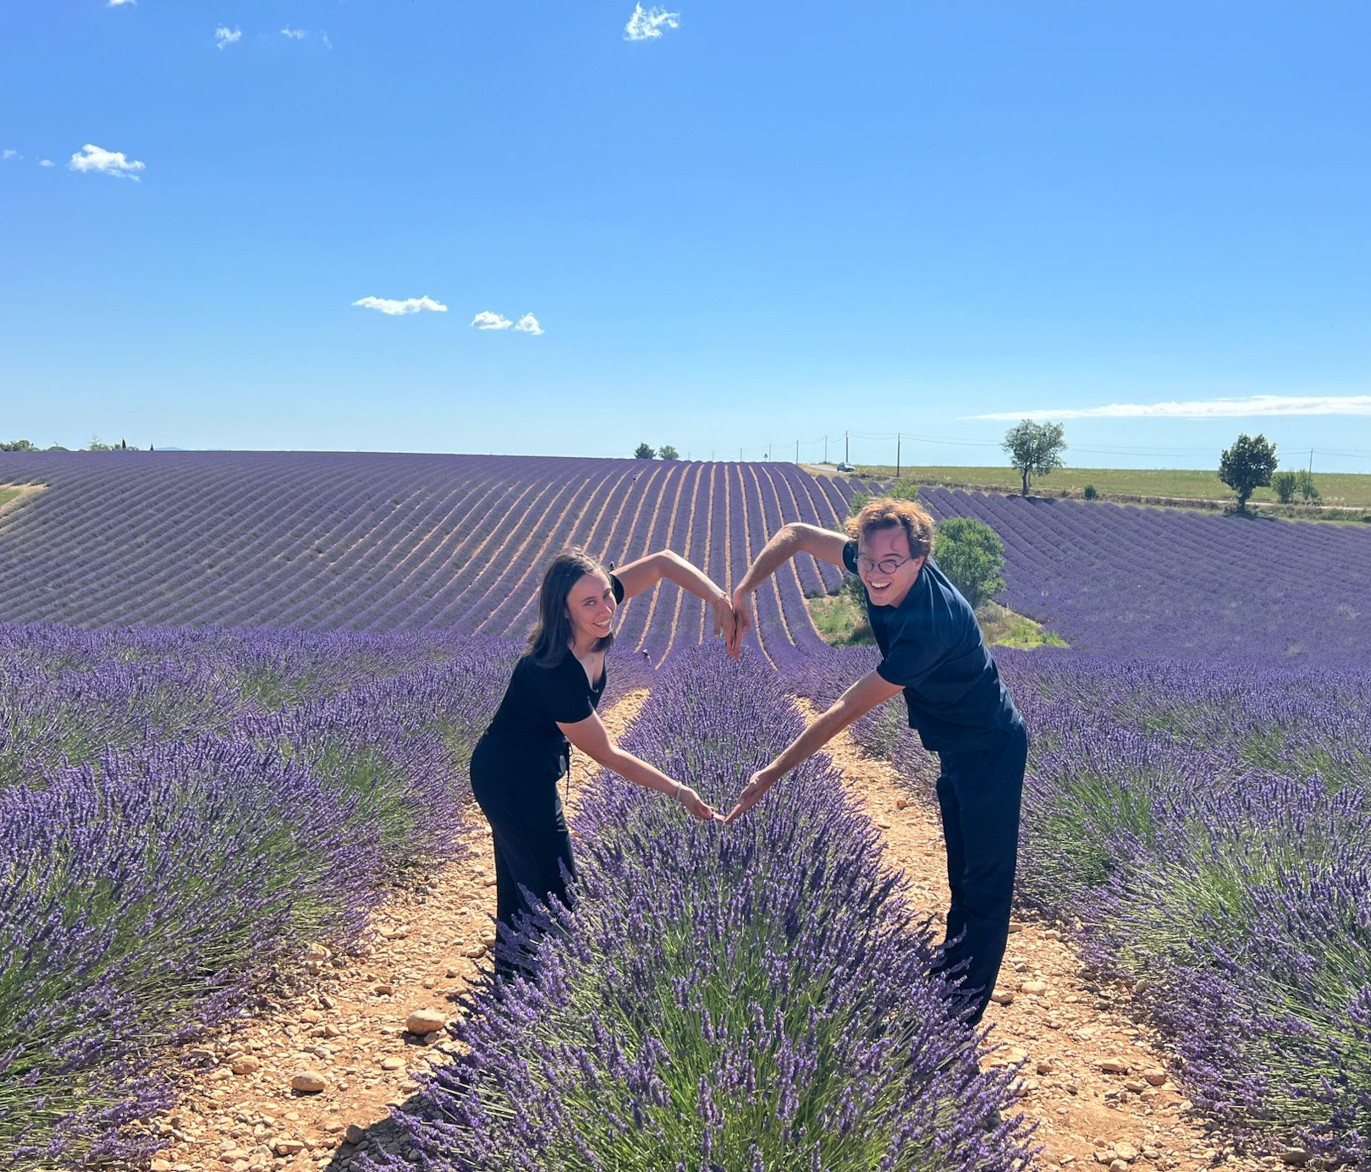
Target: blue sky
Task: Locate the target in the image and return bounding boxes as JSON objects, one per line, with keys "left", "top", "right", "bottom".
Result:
{"left": 2, "top": 2, "right": 1369, "bottom": 471}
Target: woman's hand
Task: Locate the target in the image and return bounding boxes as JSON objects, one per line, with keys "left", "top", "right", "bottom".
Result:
{"left": 675, "top": 783, "right": 722, "bottom": 822}
{"left": 711, "top": 593, "right": 737, "bottom": 653}
{"left": 728, "top": 589, "right": 754, "bottom": 658}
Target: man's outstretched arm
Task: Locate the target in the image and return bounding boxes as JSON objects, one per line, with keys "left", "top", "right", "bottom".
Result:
{"left": 728, "top": 522, "right": 849, "bottom": 656}
{"left": 724, "top": 669, "right": 904, "bottom": 823}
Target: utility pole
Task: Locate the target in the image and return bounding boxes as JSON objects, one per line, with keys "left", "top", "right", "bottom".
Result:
{"left": 795, "top": 439, "right": 799, "bottom": 464}
{"left": 823, "top": 436, "right": 828, "bottom": 463}
{"left": 896, "top": 434, "right": 901, "bottom": 478}
{"left": 845, "top": 431, "right": 850, "bottom": 465}
{"left": 1309, "top": 449, "right": 1314, "bottom": 475}
{"left": 739, "top": 447, "right": 743, "bottom": 461}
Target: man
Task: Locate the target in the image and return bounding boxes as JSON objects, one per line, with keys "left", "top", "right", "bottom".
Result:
{"left": 725, "top": 497, "right": 1027, "bottom": 1025}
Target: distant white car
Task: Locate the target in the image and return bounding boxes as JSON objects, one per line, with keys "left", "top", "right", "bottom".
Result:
{"left": 836, "top": 462, "right": 856, "bottom": 473}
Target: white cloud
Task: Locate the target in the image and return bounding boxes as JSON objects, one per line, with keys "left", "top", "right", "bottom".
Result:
{"left": 39, "top": 159, "right": 54, "bottom": 167}
{"left": 513, "top": 313, "right": 544, "bottom": 336}
{"left": 214, "top": 26, "right": 242, "bottom": 50}
{"left": 471, "top": 311, "right": 513, "bottom": 331}
{"left": 1, "top": 149, "right": 18, "bottom": 161}
{"left": 624, "top": 4, "right": 680, "bottom": 40}
{"left": 281, "top": 26, "right": 308, "bottom": 39}
{"left": 68, "top": 144, "right": 145, "bottom": 181}
{"left": 352, "top": 295, "right": 448, "bottom": 316}
{"left": 971, "top": 394, "right": 1371, "bottom": 421}
{"left": 107, "top": 0, "right": 136, "bottom": 7}
{"left": 322, "top": 33, "right": 333, "bottom": 50}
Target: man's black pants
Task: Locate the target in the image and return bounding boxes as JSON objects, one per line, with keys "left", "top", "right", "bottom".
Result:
{"left": 932, "top": 720, "right": 1028, "bottom": 1025}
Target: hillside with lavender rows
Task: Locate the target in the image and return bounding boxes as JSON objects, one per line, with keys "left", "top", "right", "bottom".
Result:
{"left": 2, "top": 452, "right": 1368, "bottom": 1169}
{"left": 2, "top": 451, "right": 1368, "bottom": 666}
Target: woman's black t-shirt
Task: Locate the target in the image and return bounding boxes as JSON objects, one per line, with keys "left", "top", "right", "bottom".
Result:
{"left": 470, "top": 574, "right": 623, "bottom": 828}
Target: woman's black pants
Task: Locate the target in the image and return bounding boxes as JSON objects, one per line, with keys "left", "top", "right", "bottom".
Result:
{"left": 484, "top": 816, "right": 577, "bottom": 977}
{"left": 930, "top": 720, "right": 1029, "bottom": 1025}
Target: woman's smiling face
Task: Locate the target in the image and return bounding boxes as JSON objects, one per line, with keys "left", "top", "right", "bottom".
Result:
{"left": 565, "top": 569, "right": 617, "bottom": 646}
{"left": 855, "top": 524, "right": 926, "bottom": 608}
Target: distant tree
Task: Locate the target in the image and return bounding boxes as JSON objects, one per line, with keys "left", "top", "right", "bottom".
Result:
{"left": 87, "top": 434, "right": 114, "bottom": 452}
{"left": 633, "top": 442, "right": 656, "bottom": 460}
{"left": 0, "top": 439, "right": 38, "bottom": 452}
{"left": 46, "top": 443, "right": 68, "bottom": 452}
{"left": 1272, "top": 470, "right": 1298, "bottom": 504}
{"left": 1295, "top": 469, "right": 1320, "bottom": 502}
{"left": 933, "top": 517, "right": 1006, "bottom": 610}
{"left": 659, "top": 444, "right": 680, "bottom": 460}
{"left": 1002, "top": 419, "right": 1067, "bottom": 496}
{"left": 1218, "top": 433, "right": 1278, "bottom": 513}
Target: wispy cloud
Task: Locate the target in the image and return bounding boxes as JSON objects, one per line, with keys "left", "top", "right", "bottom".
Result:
{"left": 352, "top": 295, "right": 448, "bottom": 316}
{"left": 107, "top": 0, "right": 136, "bottom": 7}
{"left": 1, "top": 149, "right": 18, "bottom": 161}
{"left": 624, "top": 4, "right": 680, "bottom": 41}
{"left": 471, "top": 311, "right": 513, "bottom": 331}
{"left": 281, "top": 26, "right": 308, "bottom": 40}
{"left": 322, "top": 33, "right": 333, "bottom": 50}
{"left": 214, "top": 26, "right": 242, "bottom": 50}
{"left": 971, "top": 394, "right": 1371, "bottom": 421}
{"left": 513, "top": 313, "right": 544, "bottom": 336}
{"left": 68, "top": 144, "right": 145, "bottom": 181}
{"left": 39, "top": 159, "right": 54, "bottom": 167}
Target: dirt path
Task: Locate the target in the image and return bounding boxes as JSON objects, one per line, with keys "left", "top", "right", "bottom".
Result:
{"left": 0, "top": 482, "right": 45, "bottom": 520}
{"left": 801, "top": 701, "right": 1282, "bottom": 1172}
{"left": 149, "top": 691, "right": 649, "bottom": 1172}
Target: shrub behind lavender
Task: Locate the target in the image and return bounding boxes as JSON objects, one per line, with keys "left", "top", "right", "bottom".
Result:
{"left": 361, "top": 650, "right": 1033, "bottom": 1172}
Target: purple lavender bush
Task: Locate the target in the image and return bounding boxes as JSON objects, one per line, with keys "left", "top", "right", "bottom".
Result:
{"left": 359, "top": 650, "right": 1034, "bottom": 1172}
{"left": 0, "top": 625, "right": 514, "bottom": 1168}
{"left": 1001, "top": 652, "right": 1371, "bottom": 1165}
{"left": 0, "top": 740, "right": 380, "bottom": 1167}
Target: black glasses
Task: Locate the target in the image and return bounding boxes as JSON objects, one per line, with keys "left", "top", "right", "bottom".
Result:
{"left": 856, "top": 552, "right": 914, "bottom": 576}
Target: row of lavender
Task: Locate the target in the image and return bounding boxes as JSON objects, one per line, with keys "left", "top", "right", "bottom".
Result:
{"left": 917, "top": 487, "right": 1371, "bottom": 668}
{"left": 0, "top": 622, "right": 524, "bottom": 1169}
{"left": 790, "top": 647, "right": 1371, "bottom": 1165}
{"left": 0, "top": 453, "right": 854, "bottom": 664}
{"left": 361, "top": 648, "right": 1035, "bottom": 1172}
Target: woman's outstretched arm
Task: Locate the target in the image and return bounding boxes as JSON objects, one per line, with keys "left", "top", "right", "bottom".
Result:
{"left": 613, "top": 549, "right": 738, "bottom": 655}
{"left": 558, "top": 710, "right": 721, "bottom": 822}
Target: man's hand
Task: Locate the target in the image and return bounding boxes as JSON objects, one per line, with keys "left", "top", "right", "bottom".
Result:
{"left": 677, "top": 784, "right": 723, "bottom": 822}
{"left": 727, "top": 589, "right": 754, "bottom": 659}
{"left": 724, "top": 767, "right": 778, "bottom": 824}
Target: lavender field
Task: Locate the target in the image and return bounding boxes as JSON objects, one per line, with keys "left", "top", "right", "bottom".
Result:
{"left": 3, "top": 452, "right": 1370, "bottom": 1167}
{"left": 3, "top": 452, "right": 1369, "bottom": 667}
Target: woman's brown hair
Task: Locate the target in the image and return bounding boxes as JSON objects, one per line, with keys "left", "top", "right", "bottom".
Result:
{"left": 527, "top": 547, "right": 615, "bottom": 668}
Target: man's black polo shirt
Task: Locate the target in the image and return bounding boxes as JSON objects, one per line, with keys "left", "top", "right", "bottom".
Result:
{"left": 843, "top": 541, "right": 1020, "bottom": 753}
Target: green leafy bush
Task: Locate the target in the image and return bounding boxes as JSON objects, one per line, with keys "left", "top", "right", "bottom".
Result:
{"left": 933, "top": 517, "right": 1005, "bottom": 609}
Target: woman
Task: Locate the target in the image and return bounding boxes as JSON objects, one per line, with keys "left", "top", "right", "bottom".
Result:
{"left": 470, "top": 545, "right": 734, "bottom": 975}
